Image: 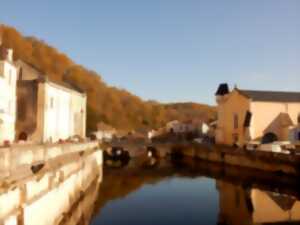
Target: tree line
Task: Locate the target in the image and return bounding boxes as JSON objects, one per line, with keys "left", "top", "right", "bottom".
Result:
{"left": 1, "top": 25, "right": 216, "bottom": 133}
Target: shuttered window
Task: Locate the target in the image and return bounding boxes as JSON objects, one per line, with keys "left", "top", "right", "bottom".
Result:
{"left": 244, "top": 111, "right": 252, "bottom": 127}
{"left": 233, "top": 114, "right": 238, "bottom": 129}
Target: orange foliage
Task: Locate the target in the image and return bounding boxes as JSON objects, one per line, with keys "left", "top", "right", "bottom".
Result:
{"left": 1, "top": 24, "right": 216, "bottom": 133}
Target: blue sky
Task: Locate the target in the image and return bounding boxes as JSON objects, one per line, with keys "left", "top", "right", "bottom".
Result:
{"left": 1, "top": 0, "right": 300, "bottom": 104}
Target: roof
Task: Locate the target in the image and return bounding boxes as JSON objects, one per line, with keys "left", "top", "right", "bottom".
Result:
{"left": 17, "top": 60, "right": 84, "bottom": 94}
{"left": 215, "top": 83, "right": 229, "bottom": 96}
{"left": 267, "top": 192, "right": 296, "bottom": 211}
{"left": 48, "top": 79, "right": 84, "bottom": 94}
{"left": 237, "top": 89, "right": 300, "bottom": 103}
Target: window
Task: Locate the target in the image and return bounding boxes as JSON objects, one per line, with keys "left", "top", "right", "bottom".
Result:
{"left": 233, "top": 113, "right": 238, "bottom": 129}
{"left": 8, "top": 70, "right": 12, "bottom": 85}
{"left": 50, "top": 97, "right": 54, "bottom": 109}
{"left": 244, "top": 111, "right": 252, "bottom": 127}
{"left": 8, "top": 100, "right": 13, "bottom": 114}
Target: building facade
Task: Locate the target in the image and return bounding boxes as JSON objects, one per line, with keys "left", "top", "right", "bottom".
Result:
{"left": 0, "top": 46, "right": 17, "bottom": 144}
{"left": 16, "top": 61, "right": 86, "bottom": 143}
{"left": 215, "top": 84, "right": 300, "bottom": 146}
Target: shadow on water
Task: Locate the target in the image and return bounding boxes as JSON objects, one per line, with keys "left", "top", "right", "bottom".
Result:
{"left": 86, "top": 156, "right": 300, "bottom": 225}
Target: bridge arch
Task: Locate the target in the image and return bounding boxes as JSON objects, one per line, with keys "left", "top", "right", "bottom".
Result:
{"left": 261, "top": 132, "right": 278, "bottom": 144}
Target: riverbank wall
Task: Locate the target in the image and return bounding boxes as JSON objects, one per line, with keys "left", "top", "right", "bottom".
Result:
{"left": 153, "top": 143, "right": 300, "bottom": 176}
{"left": 0, "top": 141, "right": 103, "bottom": 225}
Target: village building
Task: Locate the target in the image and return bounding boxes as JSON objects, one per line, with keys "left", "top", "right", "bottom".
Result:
{"left": 0, "top": 45, "right": 18, "bottom": 144}
{"left": 215, "top": 83, "right": 300, "bottom": 146}
{"left": 93, "top": 122, "right": 116, "bottom": 141}
{"left": 149, "top": 119, "right": 210, "bottom": 140}
{"left": 16, "top": 60, "right": 86, "bottom": 143}
{"left": 166, "top": 119, "right": 209, "bottom": 135}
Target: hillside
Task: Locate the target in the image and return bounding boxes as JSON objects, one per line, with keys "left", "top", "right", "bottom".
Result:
{"left": 0, "top": 24, "right": 216, "bottom": 133}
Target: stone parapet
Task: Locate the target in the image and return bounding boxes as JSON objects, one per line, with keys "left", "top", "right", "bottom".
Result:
{"left": 0, "top": 141, "right": 99, "bottom": 179}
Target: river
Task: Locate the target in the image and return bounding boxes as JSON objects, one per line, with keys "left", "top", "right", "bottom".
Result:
{"left": 87, "top": 158, "right": 300, "bottom": 225}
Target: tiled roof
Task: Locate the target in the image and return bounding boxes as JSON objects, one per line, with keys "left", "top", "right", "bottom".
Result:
{"left": 238, "top": 89, "right": 300, "bottom": 103}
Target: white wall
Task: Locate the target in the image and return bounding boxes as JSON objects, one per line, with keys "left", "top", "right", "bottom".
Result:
{"left": 42, "top": 83, "right": 86, "bottom": 143}
{"left": 0, "top": 61, "right": 17, "bottom": 143}
{"left": 43, "top": 83, "right": 72, "bottom": 142}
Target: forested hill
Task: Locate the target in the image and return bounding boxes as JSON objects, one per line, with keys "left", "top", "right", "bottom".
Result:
{"left": 1, "top": 24, "right": 216, "bottom": 132}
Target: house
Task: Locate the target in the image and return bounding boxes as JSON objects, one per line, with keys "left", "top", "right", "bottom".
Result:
{"left": 166, "top": 120, "right": 195, "bottom": 134}
{"left": 16, "top": 61, "right": 86, "bottom": 143}
{"left": 93, "top": 122, "right": 116, "bottom": 141}
{"left": 148, "top": 128, "right": 165, "bottom": 139}
{"left": 215, "top": 83, "right": 300, "bottom": 146}
{"left": 0, "top": 45, "right": 17, "bottom": 144}
{"left": 166, "top": 119, "right": 208, "bottom": 135}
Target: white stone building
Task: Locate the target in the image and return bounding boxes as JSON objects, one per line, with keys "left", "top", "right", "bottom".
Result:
{"left": 16, "top": 61, "right": 86, "bottom": 143}
{"left": 0, "top": 46, "right": 17, "bottom": 144}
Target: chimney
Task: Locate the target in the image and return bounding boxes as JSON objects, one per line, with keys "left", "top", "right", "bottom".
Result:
{"left": 7, "top": 49, "right": 13, "bottom": 62}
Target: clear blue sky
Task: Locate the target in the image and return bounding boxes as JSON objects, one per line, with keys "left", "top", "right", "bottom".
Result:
{"left": 1, "top": 0, "right": 300, "bottom": 105}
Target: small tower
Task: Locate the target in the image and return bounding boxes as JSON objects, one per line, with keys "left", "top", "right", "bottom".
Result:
{"left": 215, "top": 83, "right": 230, "bottom": 104}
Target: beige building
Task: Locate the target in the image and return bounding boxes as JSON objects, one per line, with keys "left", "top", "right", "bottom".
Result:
{"left": 16, "top": 61, "right": 86, "bottom": 143}
{"left": 215, "top": 83, "right": 300, "bottom": 146}
{"left": 0, "top": 45, "right": 17, "bottom": 144}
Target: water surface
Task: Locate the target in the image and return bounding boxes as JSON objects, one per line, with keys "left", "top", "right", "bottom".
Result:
{"left": 90, "top": 159, "right": 300, "bottom": 225}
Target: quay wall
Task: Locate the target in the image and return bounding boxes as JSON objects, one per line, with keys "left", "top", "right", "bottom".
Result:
{"left": 0, "top": 141, "right": 98, "bottom": 178}
{"left": 0, "top": 141, "right": 102, "bottom": 225}
{"left": 155, "top": 143, "right": 300, "bottom": 175}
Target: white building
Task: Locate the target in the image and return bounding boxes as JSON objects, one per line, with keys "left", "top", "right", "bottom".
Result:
{"left": 166, "top": 120, "right": 207, "bottom": 134}
{"left": 16, "top": 61, "right": 86, "bottom": 143}
{"left": 93, "top": 122, "right": 116, "bottom": 141}
{"left": 0, "top": 46, "right": 17, "bottom": 144}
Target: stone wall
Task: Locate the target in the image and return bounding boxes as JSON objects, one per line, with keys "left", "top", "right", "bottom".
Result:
{"left": 155, "top": 143, "right": 300, "bottom": 175}
{"left": 0, "top": 141, "right": 102, "bottom": 225}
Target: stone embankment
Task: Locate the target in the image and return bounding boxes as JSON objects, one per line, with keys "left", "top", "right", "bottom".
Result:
{"left": 0, "top": 141, "right": 103, "bottom": 225}
{"left": 152, "top": 143, "right": 300, "bottom": 176}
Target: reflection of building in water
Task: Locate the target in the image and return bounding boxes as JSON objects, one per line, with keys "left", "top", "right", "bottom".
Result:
{"left": 217, "top": 180, "right": 300, "bottom": 225}
{"left": 217, "top": 181, "right": 253, "bottom": 225}
{"left": 59, "top": 177, "right": 101, "bottom": 225}
{"left": 252, "top": 189, "right": 300, "bottom": 224}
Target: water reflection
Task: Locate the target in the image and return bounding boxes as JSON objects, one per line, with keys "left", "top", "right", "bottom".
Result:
{"left": 89, "top": 158, "right": 300, "bottom": 225}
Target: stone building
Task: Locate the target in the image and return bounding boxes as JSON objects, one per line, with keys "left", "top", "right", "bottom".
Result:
{"left": 16, "top": 60, "right": 86, "bottom": 143}
{"left": 0, "top": 45, "right": 17, "bottom": 144}
{"left": 215, "top": 83, "right": 300, "bottom": 146}
{"left": 93, "top": 122, "right": 116, "bottom": 141}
